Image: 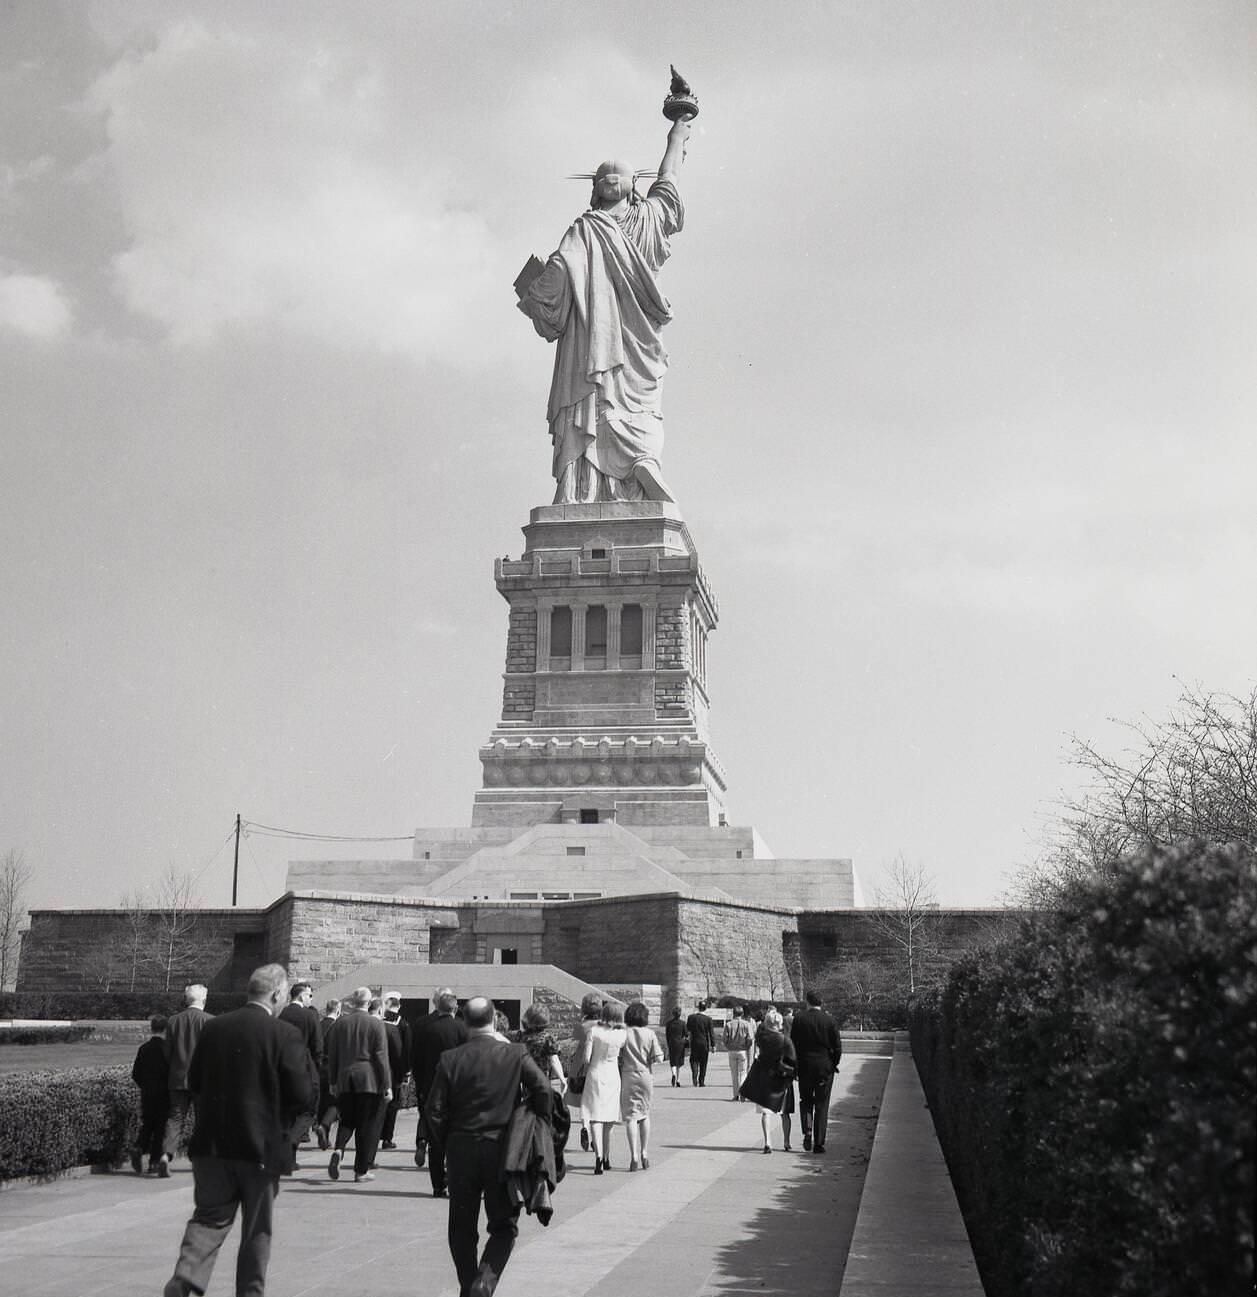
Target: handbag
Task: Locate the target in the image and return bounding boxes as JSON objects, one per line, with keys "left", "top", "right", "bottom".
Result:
{"left": 566, "top": 1069, "right": 586, "bottom": 1095}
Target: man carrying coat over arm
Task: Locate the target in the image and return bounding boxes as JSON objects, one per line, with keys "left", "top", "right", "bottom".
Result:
{"left": 424, "top": 996, "right": 552, "bottom": 1297}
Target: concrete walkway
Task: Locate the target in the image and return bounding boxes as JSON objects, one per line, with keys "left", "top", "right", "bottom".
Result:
{"left": 0, "top": 1048, "right": 983, "bottom": 1296}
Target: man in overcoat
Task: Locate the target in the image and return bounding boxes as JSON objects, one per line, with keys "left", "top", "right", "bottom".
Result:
{"left": 791, "top": 989, "right": 842, "bottom": 1153}
{"left": 158, "top": 982, "right": 211, "bottom": 1177}
{"left": 162, "top": 963, "right": 312, "bottom": 1297}
{"left": 424, "top": 997, "right": 551, "bottom": 1297}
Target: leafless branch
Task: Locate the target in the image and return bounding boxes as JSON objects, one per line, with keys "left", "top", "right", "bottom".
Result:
{"left": 1, "top": 848, "right": 34, "bottom": 991}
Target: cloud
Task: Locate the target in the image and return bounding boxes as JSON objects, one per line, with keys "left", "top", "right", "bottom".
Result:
{"left": 85, "top": 19, "right": 508, "bottom": 360}
{"left": 0, "top": 272, "right": 73, "bottom": 338}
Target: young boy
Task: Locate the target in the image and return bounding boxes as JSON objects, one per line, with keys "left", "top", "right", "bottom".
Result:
{"left": 130, "top": 1015, "right": 169, "bottom": 1174}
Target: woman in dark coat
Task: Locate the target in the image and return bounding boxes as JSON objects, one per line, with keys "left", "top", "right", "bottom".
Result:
{"left": 664, "top": 1005, "right": 688, "bottom": 1087}
{"left": 738, "top": 1008, "right": 797, "bottom": 1152}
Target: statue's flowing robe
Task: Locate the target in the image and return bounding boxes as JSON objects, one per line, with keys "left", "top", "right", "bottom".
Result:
{"left": 521, "top": 179, "right": 684, "bottom": 502}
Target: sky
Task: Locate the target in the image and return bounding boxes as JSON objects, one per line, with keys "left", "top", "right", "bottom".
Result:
{"left": 2, "top": 1, "right": 1255, "bottom": 915}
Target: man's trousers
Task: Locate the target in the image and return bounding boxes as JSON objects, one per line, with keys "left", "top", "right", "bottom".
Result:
{"left": 334, "top": 1087, "right": 386, "bottom": 1176}
{"left": 135, "top": 1092, "right": 169, "bottom": 1164}
{"left": 797, "top": 1068, "right": 836, "bottom": 1149}
{"left": 726, "top": 1048, "right": 750, "bottom": 1098}
{"left": 169, "top": 1156, "right": 278, "bottom": 1297}
{"left": 162, "top": 1088, "right": 195, "bottom": 1160}
{"left": 444, "top": 1131, "right": 521, "bottom": 1297}
{"left": 690, "top": 1046, "right": 709, "bottom": 1086}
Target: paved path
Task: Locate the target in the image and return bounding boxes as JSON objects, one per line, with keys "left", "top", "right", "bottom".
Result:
{"left": 0, "top": 1055, "right": 890, "bottom": 1297}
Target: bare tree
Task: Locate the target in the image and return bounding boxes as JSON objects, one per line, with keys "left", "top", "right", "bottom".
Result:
{"left": 866, "top": 854, "right": 939, "bottom": 995}
{"left": 814, "top": 957, "right": 897, "bottom": 1030}
{"left": 118, "top": 887, "right": 158, "bottom": 991}
{"left": 1017, "top": 684, "right": 1257, "bottom": 905}
{"left": 152, "top": 867, "right": 208, "bottom": 992}
{"left": 1, "top": 848, "right": 33, "bottom": 991}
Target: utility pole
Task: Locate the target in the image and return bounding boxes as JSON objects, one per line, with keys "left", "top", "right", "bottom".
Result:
{"left": 232, "top": 813, "right": 241, "bottom": 907}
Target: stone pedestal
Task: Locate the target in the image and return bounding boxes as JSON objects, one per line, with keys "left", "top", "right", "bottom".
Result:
{"left": 473, "top": 502, "right": 728, "bottom": 829}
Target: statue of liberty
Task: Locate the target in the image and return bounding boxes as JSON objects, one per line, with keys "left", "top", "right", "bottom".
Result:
{"left": 517, "top": 79, "right": 696, "bottom": 504}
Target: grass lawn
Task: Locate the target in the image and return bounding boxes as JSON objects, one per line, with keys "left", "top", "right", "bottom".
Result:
{"left": 0, "top": 1022, "right": 149, "bottom": 1076}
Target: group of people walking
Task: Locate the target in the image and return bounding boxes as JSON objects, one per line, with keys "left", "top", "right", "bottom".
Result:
{"left": 658, "top": 992, "right": 843, "bottom": 1153}
{"left": 142, "top": 972, "right": 842, "bottom": 1297}
{"left": 569, "top": 993, "right": 666, "bottom": 1172}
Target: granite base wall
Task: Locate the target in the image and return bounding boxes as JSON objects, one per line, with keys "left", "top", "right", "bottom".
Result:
{"left": 281, "top": 896, "right": 466, "bottom": 984}
{"left": 541, "top": 895, "right": 681, "bottom": 1000}
{"left": 675, "top": 898, "right": 799, "bottom": 1006}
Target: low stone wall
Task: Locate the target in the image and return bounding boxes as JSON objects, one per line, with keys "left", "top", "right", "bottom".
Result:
{"left": 17, "top": 908, "right": 267, "bottom": 993}
{"left": 18, "top": 893, "right": 1024, "bottom": 1012}
{"left": 798, "top": 909, "right": 1025, "bottom": 986}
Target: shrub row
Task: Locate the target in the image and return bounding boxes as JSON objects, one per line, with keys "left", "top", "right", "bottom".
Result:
{"left": 0, "top": 1064, "right": 196, "bottom": 1182}
{"left": 0, "top": 991, "right": 248, "bottom": 1020}
{"left": 0, "top": 1066, "right": 139, "bottom": 1180}
{"left": 911, "top": 840, "right": 1256, "bottom": 1297}
{"left": 0, "top": 1025, "right": 96, "bottom": 1046}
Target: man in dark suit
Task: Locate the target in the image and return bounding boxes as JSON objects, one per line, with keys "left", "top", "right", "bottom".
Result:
{"left": 685, "top": 1000, "right": 716, "bottom": 1086}
{"left": 129, "top": 1014, "right": 169, "bottom": 1174}
{"left": 278, "top": 980, "right": 321, "bottom": 1167}
{"left": 378, "top": 990, "right": 411, "bottom": 1150}
{"left": 424, "top": 996, "right": 551, "bottom": 1297}
{"left": 411, "top": 986, "right": 468, "bottom": 1193}
{"left": 162, "top": 963, "right": 312, "bottom": 1297}
{"left": 791, "top": 989, "right": 842, "bottom": 1153}
{"left": 314, "top": 998, "right": 341, "bottom": 1148}
{"left": 158, "top": 982, "right": 212, "bottom": 1177}
{"left": 279, "top": 980, "right": 321, "bottom": 1061}
{"left": 325, "top": 985, "right": 392, "bottom": 1183}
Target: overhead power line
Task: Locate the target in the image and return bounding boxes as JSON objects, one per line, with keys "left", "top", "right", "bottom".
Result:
{"left": 241, "top": 820, "right": 414, "bottom": 844}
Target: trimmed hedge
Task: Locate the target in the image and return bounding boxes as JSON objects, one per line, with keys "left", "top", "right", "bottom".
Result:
{"left": 0, "top": 991, "right": 247, "bottom": 1020}
{"left": 0, "top": 1025, "right": 96, "bottom": 1046}
{"left": 911, "top": 840, "right": 1256, "bottom": 1297}
{"left": 0, "top": 1066, "right": 141, "bottom": 1180}
{"left": 0, "top": 1064, "right": 198, "bottom": 1182}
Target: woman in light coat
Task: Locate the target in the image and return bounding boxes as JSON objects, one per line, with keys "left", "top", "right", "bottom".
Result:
{"left": 566, "top": 991, "right": 603, "bottom": 1152}
{"left": 580, "top": 1000, "right": 627, "bottom": 1173}
{"left": 619, "top": 1001, "right": 665, "bottom": 1170}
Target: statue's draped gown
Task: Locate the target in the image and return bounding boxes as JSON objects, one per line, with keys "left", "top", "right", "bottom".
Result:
{"left": 521, "top": 179, "right": 684, "bottom": 502}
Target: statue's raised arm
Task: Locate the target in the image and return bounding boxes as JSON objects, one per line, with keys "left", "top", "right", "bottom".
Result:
{"left": 657, "top": 116, "right": 692, "bottom": 185}
{"left": 516, "top": 69, "right": 699, "bottom": 506}
{"left": 659, "top": 65, "right": 698, "bottom": 182}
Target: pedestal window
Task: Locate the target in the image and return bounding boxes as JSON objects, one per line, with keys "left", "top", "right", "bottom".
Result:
{"left": 550, "top": 605, "right": 572, "bottom": 669}
{"left": 585, "top": 605, "right": 607, "bottom": 669}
